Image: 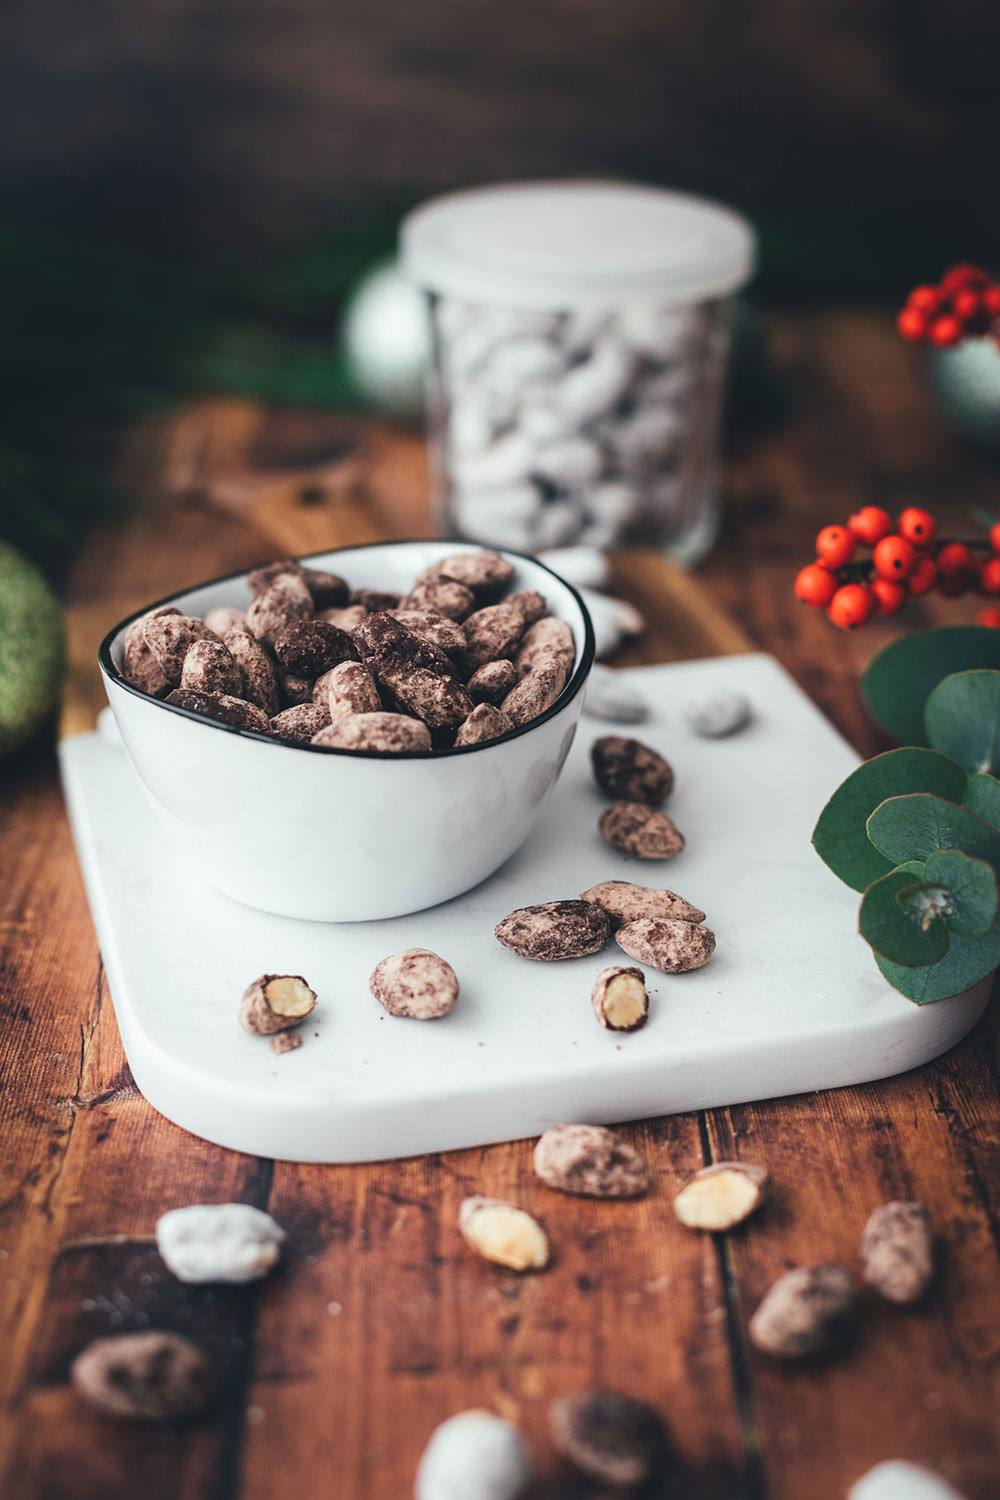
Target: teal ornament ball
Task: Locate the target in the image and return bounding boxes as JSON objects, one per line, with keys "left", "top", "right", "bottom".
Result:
{"left": 341, "top": 260, "right": 431, "bottom": 423}
{"left": 929, "top": 340, "right": 1000, "bottom": 451}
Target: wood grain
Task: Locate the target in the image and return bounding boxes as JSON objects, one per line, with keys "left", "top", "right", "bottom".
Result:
{"left": 4, "top": 311, "right": 1000, "bottom": 1499}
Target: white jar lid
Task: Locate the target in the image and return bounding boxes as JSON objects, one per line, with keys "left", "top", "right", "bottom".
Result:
{"left": 401, "top": 179, "right": 754, "bottom": 309}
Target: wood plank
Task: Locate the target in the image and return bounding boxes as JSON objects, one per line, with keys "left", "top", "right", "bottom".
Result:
{"left": 704, "top": 999, "right": 1000, "bottom": 1500}
{"left": 241, "top": 1121, "right": 748, "bottom": 1499}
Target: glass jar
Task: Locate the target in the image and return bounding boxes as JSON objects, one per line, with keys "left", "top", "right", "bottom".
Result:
{"left": 402, "top": 180, "right": 754, "bottom": 565}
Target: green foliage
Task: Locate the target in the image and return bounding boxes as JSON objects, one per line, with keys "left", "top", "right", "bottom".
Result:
{"left": 812, "top": 748, "right": 967, "bottom": 892}
{"left": 815, "top": 647, "right": 1000, "bottom": 1005}
{"left": 858, "top": 868, "right": 949, "bottom": 966}
{"left": 962, "top": 772, "right": 1000, "bottom": 826}
{"left": 924, "top": 671, "right": 1000, "bottom": 775}
{"left": 861, "top": 628, "right": 1000, "bottom": 746}
{"left": 866, "top": 793, "right": 1000, "bottom": 868}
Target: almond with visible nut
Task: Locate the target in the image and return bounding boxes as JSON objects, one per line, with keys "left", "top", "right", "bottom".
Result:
{"left": 458, "top": 1196, "right": 549, "bottom": 1272}
{"left": 591, "top": 965, "right": 649, "bottom": 1032}
{"left": 673, "top": 1162, "right": 767, "bottom": 1231}
{"left": 239, "top": 974, "right": 317, "bottom": 1036}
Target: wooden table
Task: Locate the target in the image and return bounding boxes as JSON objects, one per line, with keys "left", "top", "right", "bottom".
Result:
{"left": 3, "top": 311, "right": 999, "bottom": 1500}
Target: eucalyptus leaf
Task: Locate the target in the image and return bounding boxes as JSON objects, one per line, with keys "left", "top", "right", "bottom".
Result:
{"left": 962, "top": 772, "right": 1000, "bottom": 830}
{"left": 861, "top": 627, "right": 1000, "bottom": 745}
{"left": 875, "top": 916, "right": 1000, "bottom": 1003}
{"left": 866, "top": 793, "right": 1000, "bottom": 871}
{"left": 922, "top": 849, "right": 999, "bottom": 937}
{"left": 859, "top": 870, "right": 949, "bottom": 966}
{"left": 925, "top": 670, "right": 1000, "bottom": 776}
{"left": 812, "top": 749, "right": 968, "bottom": 892}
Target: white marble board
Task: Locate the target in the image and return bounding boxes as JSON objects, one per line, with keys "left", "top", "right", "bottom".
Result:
{"left": 58, "top": 654, "right": 990, "bottom": 1163}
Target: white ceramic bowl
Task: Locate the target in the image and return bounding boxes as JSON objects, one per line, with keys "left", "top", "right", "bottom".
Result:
{"left": 99, "top": 541, "right": 595, "bottom": 921}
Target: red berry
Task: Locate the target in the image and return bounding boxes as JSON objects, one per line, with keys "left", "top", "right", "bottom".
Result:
{"left": 870, "top": 578, "right": 907, "bottom": 617}
{"left": 907, "top": 286, "right": 942, "bottom": 315}
{"left": 928, "top": 315, "right": 964, "bottom": 348}
{"left": 897, "top": 307, "right": 927, "bottom": 342}
{"left": 938, "top": 541, "right": 975, "bottom": 577}
{"left": 941, "top": 264, "right": 991, "bottom": 295}
{"left": 815, "top": 525, "right": 856, "bottom": 568}
{"left": 872, "top": 534, "right": 916, "bottom": 581}
{"left": 980, "top": 557, "right": 1000, "bottom": 595}
{"left": 907, "top": 555, "right": 939, "bottom": 595}
{"left": 977, "top": 606, "right": 1000, "bottom": 629}
{"left": 937, "top": 573, "right": 970, "bottom": 598}
{"left": 794, "top": 563, "right": 838, "bottom": 609}
{"left": 827, "top": 584, "right": 873, "bottom": 630}
{"left": 897, "top": 507, "right": 936, "bottom": 548}
{"left": 982, "top": 287, "right": 1000, "bottom": 321}
{"left": 990, "top": 520, "right": 1000, "bottom": 554}
{"left": 847, "top": 506, "right": 892, "bottom": 545}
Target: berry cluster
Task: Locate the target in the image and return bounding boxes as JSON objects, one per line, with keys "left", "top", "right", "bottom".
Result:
{"left": 897, "top": 263, "right": 1000, "bottom": 349}
{"left": 794, "top": 507, "right": 1000, "bottom": 630}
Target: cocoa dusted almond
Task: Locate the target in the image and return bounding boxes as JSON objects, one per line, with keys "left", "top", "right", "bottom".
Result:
{"left": 501, "top": 658, "right": 569, "bottom": 727}
{"left": 454, "top": 704, "right": 513, "bottom": 746}
{"left": 581, "top": 879, "right": 706, "bottom": 928}
{"left": 615, "top": 918, "right": 715, "bottom": 973}
{"left": 223, "top": 624, "right": 282, "bottom": 717}
{"left": 400, "top": 578, "right": 476, "bottom": 622}
{"left": 315, "top": 660, "right": 382, "bottom": 721}
{"left": 121, "top": 607, "right": 181, "bottom": 698}
{"left": 495, "top": 901, "right": 611, "bottom": 961}
{"left": 548, "top": 1389, "right": 667, "bottom": 1488}
{"left": 419, "top": 548, "right": 515, "bottom": 595}
{"left": 533, "top": 1124, "right": 650, "bottom": 1199}
{"left": 165, "top": 688, "right": 270, "bottom": 734}
{"left": 591, "top": 735, "right": 674, "bottom": 805}
{"left": 599, "top": 801, "right": 685, "bottom": 859}
{"left": 749, "top": 1262, "right": 860, "bottom": 1360}
{"left": 388, "top": 609, "right": 467, "bottom": 658}
{"left": 591, "top": 965, "right": 649, "bottom": 1031}
{"left": 369, "top": 948, "right": 459, "bottom": 1020}
{"left": 71, "top": 1331, "right": 212, "bottom": 1421}
{"left": 273, "top": 619, "right": 358, "bottom": 677}
{"left": 143, "top": 614, "right": 218, "bottom": 687}
{"left": 311, "top": 712, "right": 432, "bottom": 753}
{"left": 239, "top": 974, "right": 317, "bottom": 1035}
{"left": 673, "top": 1162, "right": 768, "bottom": 1231}
{"left": 269, "top": 703, "right": 331, "bottom": 744}
{"left": 460, "top": 602, "right": 530, "bottom": 675}
{"left": 246, "top": 573, "right": 313, "bottom": 647}
{"left": 467, "top": 659, "right": 517, "bottom": 705}
{"left": 859, "top": 1201, "right": 934, "bottom": 1305}
{"left": 180, "top": 637, "right": 242, "bottom": 698}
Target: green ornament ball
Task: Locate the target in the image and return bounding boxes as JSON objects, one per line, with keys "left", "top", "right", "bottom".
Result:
{"left": 929, "top": 340, "right": 1000, "bottom": 451}
{"left": 0, "top": 540, "right": 65, "bottom": 757}
{"left": 341, "top": 258, "right": 431, "bottom": 423}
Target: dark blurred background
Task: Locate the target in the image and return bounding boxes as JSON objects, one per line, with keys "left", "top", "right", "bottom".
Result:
{"left": 4, "top": 0, "right": 999, "bottom": 275}
{"left": 3, "top": 0, "right": 1000, "bottom": 569}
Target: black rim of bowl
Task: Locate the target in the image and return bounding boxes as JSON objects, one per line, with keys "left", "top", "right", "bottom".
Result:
{"left": 98, "top": 540, "right": 597, "bottom": 760}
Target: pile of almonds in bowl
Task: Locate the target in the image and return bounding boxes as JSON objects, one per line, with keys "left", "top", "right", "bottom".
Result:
{"left": 118, "top": 547, "right": 580, "bottom": 754}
